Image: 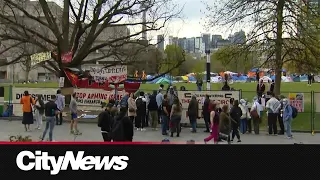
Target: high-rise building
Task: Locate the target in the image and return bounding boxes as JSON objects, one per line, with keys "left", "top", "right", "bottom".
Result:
{"left": 187, "top": 37, "right": 195, "bottom": 53}
{"left": 229, "top": 30, "right": 246, "bottom": 44}
{"left": 157, "top": 35, "right": 165, "bottom": 50}
{"left": 202, "top": 33, "right": 211, "bottom": 50}
{"left": 211, "top": 35, "right": 223, "bottom": 48}
{"left": 178, "top": 37, "right": 187, "bottom": 51}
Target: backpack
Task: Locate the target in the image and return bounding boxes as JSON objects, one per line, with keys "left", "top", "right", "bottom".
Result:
{"left": 120, "top": 96, "right": 128, "bottom": 108}
{"left": 98, "top": 111, "right": 113, "bottom": 129}
{"left": 291, "top": 105, "right": 298, "bottom": 119}
{"left": 136, "top": 98, "right": 144, "bottom": 111}
{"left": 109, "top": 118, "right": 125, "bottom": 141}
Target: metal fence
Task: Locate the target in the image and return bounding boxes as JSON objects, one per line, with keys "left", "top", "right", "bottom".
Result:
{"left": 1, "top": 86, "right": 320, "bottom": 132}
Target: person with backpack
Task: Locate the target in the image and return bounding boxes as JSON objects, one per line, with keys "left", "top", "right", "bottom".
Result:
{"left": 204, "top": 101, "right": 220, "bottom": 143}
{"left": 20, "top": 91, "right": 35, "bottom": 132}
{"left": 109, "top": 107, "right": 134, "bottom": 142}
{"left": 282, "top": 99, "right": 293, "bottom": 139}
{"left": 120, "top": 92, "right": 129, "bottom": 109}
{"left": 148, "top": 90, "right": 159, "bottom": 131}
{"left": 98, "top": 103, "right": 115, "bottom": 142}
{"left": 34, "top": 94, "right": 45, "bottom": 130}
{"left": 250, "top": 97, "right": 263, "bottom": 135}
{"left": 135, "top": 91, "right": 147, "bottom": 131}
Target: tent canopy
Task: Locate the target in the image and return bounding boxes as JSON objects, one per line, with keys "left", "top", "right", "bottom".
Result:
{"left": 156, "top": 78, "right": 171, "bottom": 84}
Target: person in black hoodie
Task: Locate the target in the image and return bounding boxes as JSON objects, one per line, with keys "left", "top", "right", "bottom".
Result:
{"left": 230, "top": 100, "right": 242, "bottom": 142}
{"left": 98, "top": 103, "right": 114, "bottom": 142}
{"left": 111, "top": 107, "right": 134, "bottom": 142}
{"left": 148, "top": 90, "right": 159, "bottom": 130}
{"left": 202, "top": 95, "right": 211, "bottom": 133}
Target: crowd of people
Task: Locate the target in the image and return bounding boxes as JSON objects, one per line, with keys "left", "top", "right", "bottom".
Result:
{"left": 17, "top": 81, "right": 296, "bottom": 143}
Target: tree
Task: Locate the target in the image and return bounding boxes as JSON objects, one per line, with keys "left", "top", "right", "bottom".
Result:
{"left": 178, "top": 55, "right": 200, "bottom": 75}
{"left": 159, "top": 45, "right": 185, "bottom": 76}
{"left": 204, "top": 0, "right": 320, "bottom": 95}
{"left": 0, "top": 0, "right": 181, "bottom": 86}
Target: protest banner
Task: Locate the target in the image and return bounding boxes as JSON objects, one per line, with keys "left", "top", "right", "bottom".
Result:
{"left": 30, "top": 52, "right": 51, "bottom": 66}
{"left": 85, "top": 65, "right": 127, "bottom": 83}
{"left": 288, "top": 93, "right": 304, "bottom": 112}
{"left": 178, "top": 90, "right": 240, "bottom": 123}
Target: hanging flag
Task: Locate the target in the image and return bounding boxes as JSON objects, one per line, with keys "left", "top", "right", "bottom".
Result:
{"left": 64, "top": 70, "right": 78, "bottom": 86}
{"left": 30, "top": 52, "right": 51, "bottom": 66}
{"left": 61, "top": 51, "right": 73, "bottom": 63}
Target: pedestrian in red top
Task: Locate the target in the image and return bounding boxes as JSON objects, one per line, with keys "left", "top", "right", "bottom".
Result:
{"left": 204, "top": 101, "right": 220, "bottom": 144}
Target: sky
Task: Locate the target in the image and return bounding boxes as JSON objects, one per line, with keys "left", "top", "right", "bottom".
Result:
{"left": 47, "top": 0, "right": 249, "bottom": 41}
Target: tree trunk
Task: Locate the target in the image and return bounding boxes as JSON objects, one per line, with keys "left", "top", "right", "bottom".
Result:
{"left": 25, "top": 70, "right": 29, "bottom": 82}
{"left": 274, "top": 0, "right": 285, "bottom": 96}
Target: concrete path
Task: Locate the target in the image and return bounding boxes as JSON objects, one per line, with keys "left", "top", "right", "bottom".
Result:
{"left": 1, "top": 120, "right": 319, "bottom": 144}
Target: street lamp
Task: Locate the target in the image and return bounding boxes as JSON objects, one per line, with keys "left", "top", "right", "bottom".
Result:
{"left": 205, "top": 50, "right": 211, "bottom": 90}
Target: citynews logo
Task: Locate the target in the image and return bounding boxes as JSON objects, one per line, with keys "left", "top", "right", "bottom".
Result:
{"left": 16, "top": 151, "right": 129, "bottom": 175}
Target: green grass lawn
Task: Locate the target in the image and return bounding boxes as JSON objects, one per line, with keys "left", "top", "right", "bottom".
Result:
{"left": 2, "top": 82, "right": 320, "bottom": 132}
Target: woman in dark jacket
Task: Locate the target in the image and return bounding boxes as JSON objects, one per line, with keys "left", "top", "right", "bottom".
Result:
{"left": 230, "top": 100, "right": 242, "bottom": 142}
{"left": 188, "top": 95, "right": 199, "bottom": 133}
{"left": 219, "top": 105, "right": 231, "bottom": 144}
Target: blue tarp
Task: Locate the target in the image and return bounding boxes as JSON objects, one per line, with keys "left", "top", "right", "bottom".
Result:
{"left": 188, "top": 76, "right": 196, "bottom": 81}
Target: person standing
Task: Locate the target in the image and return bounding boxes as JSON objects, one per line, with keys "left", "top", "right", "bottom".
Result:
{"left": 170, "top": 98, "right": 182, "bottom": 137}
{"left": 98, "top": 103, "right": 115, "bottom": 142}
{"left": 20, "top": 91, "right": 35, "bottom": 132}
{"left": 250, "top": 97, "right": 262, "bottom": 134}
{"left": 196, "top": 78, "right": 203, "bottom": 91}
{"left": 266, "top": 92, "right": 281, "bottom": 135}
{"left": 148, "top": 90, "right": 159, "bottom": 130}
{"left": 202, "top": 95, "right": 211, "bottom": 133}
{"left": 127, "top": 93, "right": 137, "bottom": 124}
{"left": 156, "top": 89, "right": 164, "bottom": 124}
{"left": 204, "top": 102, "right": 219, "bottom": 143}
{"left": 110, "top": 107, "right": 134, "bottom": 142}
{"left": 239, "top": 99, "right": 248, "bottom": 134}
{"left": 135, "top": 91, "right": 147, "bottom": 131}
{"left": 219, "top": 105, "right": 232, "bottom": 144}
{"left": 40, "top": 95, "right": 59, "bottom": 142}
{"left": 34, "top": 95, "right": 44, "bottom": 130}
{"left": 282, "top": 99, "right": 293, "bottom": 139}
{"left": 69, "top": 93, "right": 81, "bottom": 135}
{"left": 230, "top": 100, "right": 242, "bottom": 142}
{"left": 161, "top": 94, "right": 170, "bottom": 135}
{"left": 188, "top": 95, "right": 199, "bottom": 133}
{"left": 55, "top": 90, "right": 65, "bottom": 125}
{"left": 277, "top": 96, "right": 285, "bottom": 135}
{"left": 256, "top": 80, "right": 265, "bottom": 98}
{"left": 308, "top": 74, "right": 312, "bottom": 86}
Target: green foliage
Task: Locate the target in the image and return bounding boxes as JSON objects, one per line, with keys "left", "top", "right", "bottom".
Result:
{"left": 179, "top": 55, "right": 200, "bottom": 75}
{"left": 211, "top": 46, "right": 259, "bottom": 72}
{"left": 192, "top": 60, "right": 205, "bottom": 79}
{"left": 159, "top": 45, "right": 184, "bottom": 76}
{"left": 9, "top": 135, "right": 32, "bottom": 142}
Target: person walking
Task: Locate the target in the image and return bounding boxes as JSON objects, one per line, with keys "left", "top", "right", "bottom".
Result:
{"left": 161, "top": 94, "right": 170, "bottom": 135}
{"left": 266, "top": 92, "right": 281, "bottom": 135}
{"left": 20, "top": 91, "right": 35, "bottom": 131}
{"left": 170, "top": 98, "right": 182, "bottom": 137}
{"left": 202, "top": 95, "right": 211, "bottom": 133}
{"left": 55, "top": 90, "right": 65, "bottom": 125}
{"left": 282, "top": 99, "right": 293, "bottom": 139}
{"left": 98, "top": 103, "right": 115, "bottom": 142}
{"left": 135, "top": 91, "right": 147, "bottom": 131}
{"left": 196, "top": 78, "right": 203, "bottom": 91}
{"left": 230, "top": 100, "right": 242, "bottom": 142}
{"left": 250, "top": 97, "right": 263, "bottom": 134}
{"left": 34, "top": 95, "right": 44, "bottom": 130}
{"left": 219, "top": 105, "right": 232, "bottom": 144}
{"left": 110, "top": 107, "right": 134, "bottom": 142}
{"left": 204, "top": 102, "right": 219, "bottom": 143}
{"left": 127, "top": 93, "right": 137, "bottom": 124}
{"left": 188, "top": 95, "right": 199, "bottom": 133}
{"left": 69, "top": 93, "right": 81, "bottom": 135}
{"left": 308, "top": 74, "right": 312, "bottom": 86}
{"left": 239, "top": 99, "right": 248, "bottom": 134}
{"left": 40, "top": 95, "right": 59, "bottom": 142}
{"left": 148, "top": 90, "right": 159, "bottom": 130}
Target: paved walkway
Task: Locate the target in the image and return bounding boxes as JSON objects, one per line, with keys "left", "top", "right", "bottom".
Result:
{"left": 1, "top": 120, "right": 319, "bottom": 144}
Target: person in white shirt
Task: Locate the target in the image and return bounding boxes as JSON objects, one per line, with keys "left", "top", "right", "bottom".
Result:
{"left": 266, "top": 92, "right": 281, "bottom": 135}
{"left": 239, "top": 99, "right": 249, "bottom": 134}
{"left": 251, "top": 97, "right": 263, "bottom": 134}
{"left": 135, "top": 91, "right": 147, "bottom": 131}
